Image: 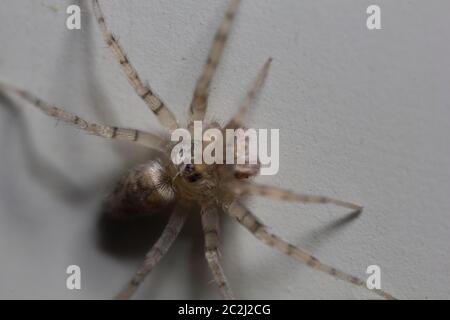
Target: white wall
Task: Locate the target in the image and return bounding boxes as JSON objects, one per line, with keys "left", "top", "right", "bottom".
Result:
{"left": 0, "top": 0, "right": 449, "bottom": 299}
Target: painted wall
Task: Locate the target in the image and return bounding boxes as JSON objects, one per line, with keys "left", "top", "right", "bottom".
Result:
{"left": 0, "top": 0, "right": 449, "bottom": 299}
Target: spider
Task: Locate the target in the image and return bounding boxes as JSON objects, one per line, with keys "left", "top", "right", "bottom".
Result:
{"left": 0, "top": 0, "right": 396, "bottom": 300}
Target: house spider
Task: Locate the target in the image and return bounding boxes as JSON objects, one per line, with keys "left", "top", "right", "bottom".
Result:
{"left": 0, "top": 0, "right": 396, "bottom": 300}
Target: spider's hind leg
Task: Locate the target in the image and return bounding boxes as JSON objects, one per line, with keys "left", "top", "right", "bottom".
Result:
{"left": 224, "top": 201, "right": 396, "bottom": 300}
{"left": 232, "top": 181, "right": 363, "bottom": 215}
{"left": 201, "top": 204, "right": 235, "bottom": 299}
{"left": 116, "top": 207, "right": 188, "bottom": 300}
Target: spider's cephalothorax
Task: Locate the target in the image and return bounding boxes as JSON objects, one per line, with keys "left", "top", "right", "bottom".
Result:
{"left": 103, "top": 123, "right": 247, "bottom": 218}
{"left": 0, "top": 0, "right": 396, "bottom": 300}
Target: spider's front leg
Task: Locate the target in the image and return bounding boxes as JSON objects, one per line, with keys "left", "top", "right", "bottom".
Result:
{"left": 225, "top": 57, "right": 272, "bottom": 130}
{"left": 201, "top": 203, "right": 235, "bottom": 299}
{"left": 0, "top": 81, "right": 164, "bottom": 150}
{"left": 92, "top": 0, "right": 178, "bottom": 131}
{"left": 188, "top": 0, "right": 241, "bottom": 125}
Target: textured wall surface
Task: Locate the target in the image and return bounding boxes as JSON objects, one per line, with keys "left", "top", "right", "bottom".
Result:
{"left": 0, "top": 0, "right": 449, "bottom": 299}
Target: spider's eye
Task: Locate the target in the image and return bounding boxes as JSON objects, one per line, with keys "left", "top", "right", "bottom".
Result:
{"left": 182, "top": 164, "right": 203, "bottom": 182}
{"left": 184, "top": 164, "right": 195, "bottom": 174}
{"left": 187, "top": 172, "right": 203, "bottom": 183}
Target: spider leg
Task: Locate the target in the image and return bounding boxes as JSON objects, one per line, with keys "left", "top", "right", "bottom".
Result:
{"left": 188, "top": 0, "right": 241, "bottom": 125}
{"left": 201, "top": 204, "right": 235, "bottom": 299}
{"left": 0, "top": 81, "right": 164, "bottom": 150}
{"left": 225, "top": 58, "right": 272, "bottom": 130}
{"left": 116, "top": 207, "right": 188, "bottom": 300}
{"left": 232, "top": 181, "right": 363, "bottom": 215}
{"left": 92, "top": 0, "right": 178, "bottom": 131}
{"left": 224, "top": 201, "right": 396, "bottom": 300}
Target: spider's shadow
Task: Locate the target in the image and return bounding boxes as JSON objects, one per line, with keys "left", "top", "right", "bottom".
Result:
{"left": 299, "top": 209, "right": 363, "bottom": 249}
{"left": 95, "top": 203, "right": 223, "bottom": 299}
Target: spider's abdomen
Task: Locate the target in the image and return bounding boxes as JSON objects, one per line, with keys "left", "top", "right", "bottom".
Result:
{"left": 103, "top": 160, "right": 175, "bottom": 219}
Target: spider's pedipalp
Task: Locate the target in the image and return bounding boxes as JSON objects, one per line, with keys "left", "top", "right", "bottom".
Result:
{"left": 0, "top": 81, "right": 164, "bottom": 150}
{"left": 225, "top": 57, "right": 272, "bottom": 130}
{"left": 201, "top": 204, "right": 235, "bottom": 299}
{"left": 188, "top": 0, "right": 241, "bottom": 125}
{"left": 92, "top": 0, "right": 178, "bottom": 131}
{"left": 116, "top": 207, "right": 188, "bottom": 300}
{"left": 223, "top": 201, "right": 396, "bottom": 300}
{"left": 232, "top": 181, "right": 363, "bottom": 215}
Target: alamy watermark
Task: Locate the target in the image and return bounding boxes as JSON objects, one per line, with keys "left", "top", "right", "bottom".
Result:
{"left": 170, "top": 121, "right": 279, "bottom": 175}
{"left": 66, "top": 265, "right": 81, "bottom": 290}
{"left": 366, "top": 264, "right": 382, "bottom": 290}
